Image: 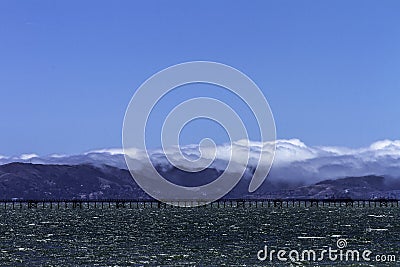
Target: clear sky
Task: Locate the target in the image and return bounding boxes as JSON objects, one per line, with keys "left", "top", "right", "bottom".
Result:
{"left": 0, "top": 1, "right": 399, "bottom": 155}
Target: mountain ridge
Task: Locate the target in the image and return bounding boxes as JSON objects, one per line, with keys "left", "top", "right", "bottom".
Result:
{"left": 1, "top": 139, "right": 399, "bottom": 186}
{"left": 1, "top": 162, "right": 399, "bottom": 200}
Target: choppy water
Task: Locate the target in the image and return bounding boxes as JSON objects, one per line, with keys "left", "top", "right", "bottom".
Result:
{"left": 0, "top": 206, "right": 399, "bottom": 266}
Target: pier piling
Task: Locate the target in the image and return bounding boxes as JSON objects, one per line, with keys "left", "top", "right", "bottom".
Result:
{"left": 1, "top": 199, "right": 398, "bottom": 210}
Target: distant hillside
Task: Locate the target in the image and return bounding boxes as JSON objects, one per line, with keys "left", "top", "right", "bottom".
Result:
{"left": 0, "top": 163, "right": 399, "bottom": 200}
{"left": 264, "top": 175, "right": 400, "bottom": 199}
{"left": 0, "top": 163, "right": 148, "bottom": 200}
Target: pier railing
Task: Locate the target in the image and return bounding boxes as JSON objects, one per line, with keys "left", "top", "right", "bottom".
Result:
{"left": 0, "top": 198, "right": 398, "bottom": 209}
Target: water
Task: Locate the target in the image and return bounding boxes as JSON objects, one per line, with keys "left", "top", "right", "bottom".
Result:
{"left": 0, "top": 206, "right": 399, "bottom": 266}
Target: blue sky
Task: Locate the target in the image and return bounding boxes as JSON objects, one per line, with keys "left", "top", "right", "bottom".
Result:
{"left": 0, "top": 1, "right": 399, "bottom": 155}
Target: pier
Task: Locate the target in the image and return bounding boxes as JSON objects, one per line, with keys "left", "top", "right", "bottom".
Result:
{"left": 0, "top": 198, "right": 399, "bottom": 209}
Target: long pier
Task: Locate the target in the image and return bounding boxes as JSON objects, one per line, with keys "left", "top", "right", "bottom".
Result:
{"left": 0, "top": 198, "right": 399, "bottom": 209}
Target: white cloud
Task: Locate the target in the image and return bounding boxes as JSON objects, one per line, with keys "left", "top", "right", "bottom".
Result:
{"left": 1, "top": 139, "right": 400, "bottom": 184}
{"left": 85, "top": 148, "right": 125, "bottom": 156}
{"left": 19, "top": 154, "right": 39, "bottom": 160}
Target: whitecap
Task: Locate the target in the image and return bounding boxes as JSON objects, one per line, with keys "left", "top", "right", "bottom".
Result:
{"left": 367, "top": 215, "right": 386, "bottom": 218}
{"left": 298, "top": 236, "right": 325, "bottom": 239}
{"left": 366, "top": 228, "right": 388, "bottom": 232}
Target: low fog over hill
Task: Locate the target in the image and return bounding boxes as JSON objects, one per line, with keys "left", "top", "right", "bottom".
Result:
{"left": 1, "top": 139, "right": 399, "bottom": 200}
